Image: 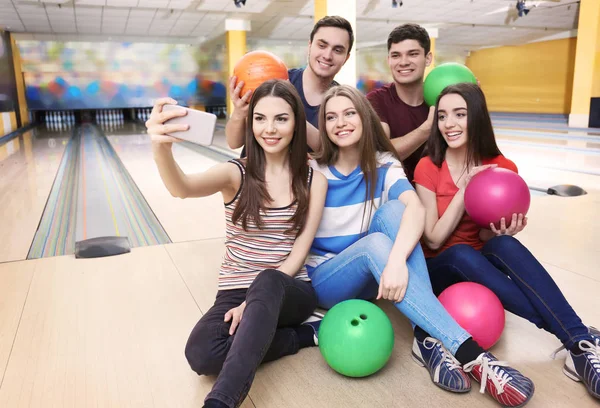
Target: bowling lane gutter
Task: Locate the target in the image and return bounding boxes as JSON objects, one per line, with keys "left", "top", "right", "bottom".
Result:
{"left": 77, "top": 124, "right": 171, "bottom": 248}
{"left": 28, "top": 126, "right": 80, "bottom": 259}
{"left": 28, "top": 124, "right": 171, "bottom": 259}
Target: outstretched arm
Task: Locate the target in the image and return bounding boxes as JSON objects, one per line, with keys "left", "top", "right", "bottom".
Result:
{"left": 147, "top": 97, "right": 239, "bottom": 199}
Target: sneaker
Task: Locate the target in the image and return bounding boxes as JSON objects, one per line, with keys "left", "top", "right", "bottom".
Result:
{"left": 563, "top": 338, "right": 600, "bottom": 400}
{"left": 302, "top": 313, "right": 323, "bottom": 346}
{"left": 412, "top": 337, "right": 471, "bottom": 393}
{"left": 463, "top": 352, "right": 535, "bottom": 407}
{"left": 550, "top": 325, "right": 600, "bottom": 359}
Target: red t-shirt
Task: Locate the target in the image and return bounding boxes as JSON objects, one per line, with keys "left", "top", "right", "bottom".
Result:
{"left": 367, "top": 83, "right": 429, "bottom": 183}
{"left": 414, "top": 155, "right": 519, "bottom": 258}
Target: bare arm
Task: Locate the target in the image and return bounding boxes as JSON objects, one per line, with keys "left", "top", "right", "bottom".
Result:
{"left": 152, "top": 144, "right": 238, "bottom": 199}
{"left": 225, "top": 115, "right": 247, "bottom": 149}
{"left": 389, "top": 106, "right": 434, "bottom": 161}
{"left": 387, "top": 190, "right": 425, "bottom": 262}
{"left": 416, "top": 164, "right": 498, "bottom": 250}
{"left": 225, "top": 76, "right": 252, "bottom": 149}
{"left": 147, "top": 97, "right": 239, "bottom": 199}
{"left": 376, "top": 189, "right": 425, "bottom": 303}
{"left": 279, "top": 171, "right": 328, "bottom": 276}
{"left": 416, "top": 184, "right": 465, "bottom": 251}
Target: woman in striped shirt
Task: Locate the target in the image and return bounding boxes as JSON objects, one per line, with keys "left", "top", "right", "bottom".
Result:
{"left": 146, "top": 79, "right": 327, "bottom": 408}
{"left": 307, "top": 85, "right": 532, "bottom": 407}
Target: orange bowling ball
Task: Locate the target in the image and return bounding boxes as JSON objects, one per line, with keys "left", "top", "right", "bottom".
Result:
{"left": 233, "top": 50, "right": 289, "bottom": 96}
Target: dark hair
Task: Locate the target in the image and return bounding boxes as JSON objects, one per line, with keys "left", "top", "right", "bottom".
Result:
{"left": 232, "top": 79, "right": 309, "bottom": 234}
{"left": 314, "top": 85, "right": 401, "bottom": 227}
{"left": 310, "top": 16, "right": 354, "bottom": 54}
{"left": 427, "top": 82, "right": 502, "bottom": 172}
{"left": 387, "top": 23, "right": 430, "bottom": 54}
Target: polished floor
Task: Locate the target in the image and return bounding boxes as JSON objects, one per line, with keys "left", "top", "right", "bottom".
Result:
{"left": 0, "top": 117, "right": 599, "bottom": 407}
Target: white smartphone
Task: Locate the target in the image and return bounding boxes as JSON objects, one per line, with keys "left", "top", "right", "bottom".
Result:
{"left": 162, "top": 104, "right": 217, "bottom": 146}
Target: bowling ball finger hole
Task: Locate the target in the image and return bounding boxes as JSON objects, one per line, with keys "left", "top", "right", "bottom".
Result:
{"left": 359, "top": 314, "right": 367, "bottom": 320}
{"left": 351, "top": 319, "right": 359, "bottom": 326}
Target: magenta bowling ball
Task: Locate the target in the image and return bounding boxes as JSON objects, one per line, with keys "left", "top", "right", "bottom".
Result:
{"left": 464, "top": 167, "right": 530, "bottom": 228}
{"left": 438, "top": 282, "right": 505, "bottom": 350}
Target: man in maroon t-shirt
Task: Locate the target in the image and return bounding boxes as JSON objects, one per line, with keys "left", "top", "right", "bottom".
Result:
{"left": 367, "top": 24, "right": 435, "bottom": 183}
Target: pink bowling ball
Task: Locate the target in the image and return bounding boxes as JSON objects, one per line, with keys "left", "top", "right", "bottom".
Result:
{"left": 438, "top": 282, "right": 505, "bottom": 350}
{"left": 464, "top": 167, "right": 530, "bottom": 228}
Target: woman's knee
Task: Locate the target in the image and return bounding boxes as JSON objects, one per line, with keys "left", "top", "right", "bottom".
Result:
{"left": 447, "top": 244, "right": 485, "bottom": 268}
{"left": 364, "top": 232, "right": 393, "bottom": 263}
{"left": 375, "top": 200, "right": 406, "bottom": 220}
{"left": 184, "top": 328, "right": 225, "bottom": 376}
{"left": 247, "top": 268, "right": 287, "bottom": 295}
{"left": 485, "top": 235, "right": 527, "bottom": 254}
{"left": 370, "top": 200, "right": 406, "bottom": 234}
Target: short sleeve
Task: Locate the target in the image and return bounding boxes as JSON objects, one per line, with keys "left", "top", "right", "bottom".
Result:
{"left": 366, "top": 90, "right": 387, "bottom": 123}
{"left": 488, "top": 155, "right": 518, "bottom": 174}
{"left": 413, "top": 157, "right": 438, "bottom": 192}
{"left": 376, "top": 152, "right": 413, "bottom": 200}
{"left": 386, "top": 167, "right": 414, "bottom": 200}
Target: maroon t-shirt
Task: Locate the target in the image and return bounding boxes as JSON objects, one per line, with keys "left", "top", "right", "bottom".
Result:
{"left": 366, "top": 83, "right": 429, "bottom": 183}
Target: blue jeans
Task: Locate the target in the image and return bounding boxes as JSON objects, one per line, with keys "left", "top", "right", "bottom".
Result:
{"left": 309, "top": 200, "right": 471, "bottom": 354}
{"left": 426, "top": 236, "right": 590, "bottom": 349}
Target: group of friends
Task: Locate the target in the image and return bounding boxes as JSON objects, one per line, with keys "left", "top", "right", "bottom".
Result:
{"left": 145, "top": 17, "right": 600, "bottom": 408}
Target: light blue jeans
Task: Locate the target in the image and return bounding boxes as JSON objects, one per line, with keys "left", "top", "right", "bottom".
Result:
{"left": 309, "top": 200, "right": 471, "bottom": 354}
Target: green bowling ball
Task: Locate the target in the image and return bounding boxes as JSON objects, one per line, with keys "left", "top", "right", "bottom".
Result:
{"left": 318, "top": 299, "right": 394, "bottom": 377}
{"left": 423, "top": 63, "right": 477, "bottom": 106}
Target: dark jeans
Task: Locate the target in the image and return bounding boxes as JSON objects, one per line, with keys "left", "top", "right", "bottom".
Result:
{"left": 426, "top": 235, "right": 590, "bottom": 349}
{"left": 184, "top": 269, "right": 317, "bottom": 408}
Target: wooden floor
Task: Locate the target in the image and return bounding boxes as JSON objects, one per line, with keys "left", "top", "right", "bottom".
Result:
{"left": 1, "top": 123, "right": 599, "bottom": 407}
{"left": 0, "top": 194, "right": 598, "bottom": 407}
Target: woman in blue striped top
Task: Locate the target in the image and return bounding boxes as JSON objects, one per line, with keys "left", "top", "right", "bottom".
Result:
{"left": 307, "top": 85, "right": 533, "bottom": 407}
{"left": 147, "top": 79, "right": 327, "bottom": 408}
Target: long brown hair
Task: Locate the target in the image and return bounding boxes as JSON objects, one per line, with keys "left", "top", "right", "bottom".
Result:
{"left": 314, "top": 85, "right": 401, "bottom": 226}
{"left": 427, "top": 83, "right": 502, "bottom": 172}
{"left": 232, "top": 79, "right": 309, "bottom": 234}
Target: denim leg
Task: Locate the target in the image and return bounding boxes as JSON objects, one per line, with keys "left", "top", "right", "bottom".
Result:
{"left": 369, "top": 200, "right": 432, "bottom": 293}
{"left": 311, "top": 232, "right": 471, "bottom": 354}
{"left": 426, "top": 244, "right": 549, "bottom": 330}
{"left": 482, "top": 235, "right": 590, "bottom": 348}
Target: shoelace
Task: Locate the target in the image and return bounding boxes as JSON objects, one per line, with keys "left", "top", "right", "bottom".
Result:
{"left": 579, "top": 338, "right": 600, "bottom": 373}
{"left": 550, "top": 326, "right": 600, "bottom": 359}
{"left": 423, "top": 338, "right": 462, "bottom": 383}
{"left": 464, "top": 354, "right": 512, "bottom": 394}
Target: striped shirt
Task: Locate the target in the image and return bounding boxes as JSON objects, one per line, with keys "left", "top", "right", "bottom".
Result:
{"left": 306, "top": 152, "right": 413, "bottom": 274}
{"left": 218, "top": 160, "right": 312, "bottom": 290}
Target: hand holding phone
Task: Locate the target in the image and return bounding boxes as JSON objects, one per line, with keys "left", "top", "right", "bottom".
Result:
{"left": 162, "top": 104, "right": 217, "bottom": 146}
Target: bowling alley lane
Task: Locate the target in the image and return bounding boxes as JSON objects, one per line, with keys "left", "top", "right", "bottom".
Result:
{"left": 0, "top": 126, "right": 70, "bottom": 262}
{"left": 103, "top": 121, "right": 233, "bottom": 243}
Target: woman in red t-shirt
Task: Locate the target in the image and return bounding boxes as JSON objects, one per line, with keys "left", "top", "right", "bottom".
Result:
{"left": 414, "top": 83, "right": 599, "bottom": 402}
